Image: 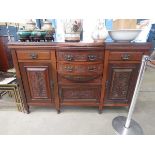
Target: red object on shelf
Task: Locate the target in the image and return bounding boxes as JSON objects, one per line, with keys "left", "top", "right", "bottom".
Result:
{"left": 0, "top": 35, "right": 14, "bottom": 71}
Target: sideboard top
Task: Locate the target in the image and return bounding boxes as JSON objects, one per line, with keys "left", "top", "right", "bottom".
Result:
{"left": 8, "top": 41, "right": 152, "bottom": 50}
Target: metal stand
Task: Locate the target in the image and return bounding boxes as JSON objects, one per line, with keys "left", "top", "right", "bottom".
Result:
{"left": 112, "top": 55, "right": 150, "bottom": 135}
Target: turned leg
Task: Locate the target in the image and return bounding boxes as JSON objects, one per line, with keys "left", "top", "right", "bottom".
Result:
{"left": 57, "top": 109, "right": 61, "bottom": 114}
{"left": 24, "top": 105, "right": 30, "bottom": 114}
{"left": 55, "top": 102, "right": 61, "bottom": 114}
{"left": 98, "top": 105, "right": 103, "bottom": 114}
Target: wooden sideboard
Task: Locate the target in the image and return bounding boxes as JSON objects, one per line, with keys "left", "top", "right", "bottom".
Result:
{"left": 8, "top": 42, "right": 152, "bottom": 113}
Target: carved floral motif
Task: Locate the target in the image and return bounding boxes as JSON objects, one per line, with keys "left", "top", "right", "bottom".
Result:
{"left": 27, "top": 68, "right": 48, "bottom": 98}
{"left": 109, "top": 69, "right": 132, "bottom": 99}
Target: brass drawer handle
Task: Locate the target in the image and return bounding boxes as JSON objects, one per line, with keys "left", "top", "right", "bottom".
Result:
{"left": 88, "top": 66, "right": 97, "bottom": 71}
{"left": 88, "top": 55, "right": 97, "bottom": 61}
{"left": 64, "top": 66, "right": 73, "bottom": 72}
{"left": 121, "top": 54, "right": 130, "bottom": 60}
{"left": 64, "top": 55, "right": 74, "bottom": 61}
{"left": 29, "top": 53, "right": 38, "bottom": 59}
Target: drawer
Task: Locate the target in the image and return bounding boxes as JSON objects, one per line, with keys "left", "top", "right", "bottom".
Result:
{"left": 57, "top": 63, "right": 103, "bottom": 75}
{"left": 58, "top": 74, "right": 102, "bottom": 83}
{"left": 59, "top": 85, "right": 101, "bottom": 103}
{"left": 109, "top": 52, "right": 143, "bottom": 61}
{"left": 16, "top": 50, "right": 51, "bottom": 60}
{"left": 57, "top": 51, "right": 104, "bottom": 62}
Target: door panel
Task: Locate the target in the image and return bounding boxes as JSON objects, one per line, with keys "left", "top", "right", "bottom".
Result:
{"left": 105, "top": 63, "right": 140, "bottom": 104}
{"left": 19, "top": 62, "right": 53, "bottom": 105}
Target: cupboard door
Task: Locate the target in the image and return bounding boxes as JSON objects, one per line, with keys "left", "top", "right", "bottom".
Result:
{"left": 19, "top": 62, "right": 53, "bottom": 105}
{"left": 105, "top": 63, "right": 140, "bottom": 105}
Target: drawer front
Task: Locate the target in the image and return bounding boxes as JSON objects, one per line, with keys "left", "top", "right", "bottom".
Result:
{"left": 109, "top": 52, "right": 143, "bottom": 61}
{"left": 57, "top": 51, "right": 104, "bottom": 62}
{"left": 57, "top": 63, "right": 103, "bottom": 74}
{"left": 17, "top": 50, "right": 51, "bottom": 60}
{"left": 58, "top": 74, "right": 102, "bottom": 83}
{"left": 59, "top": 85, "right": 101, "bottom": 103}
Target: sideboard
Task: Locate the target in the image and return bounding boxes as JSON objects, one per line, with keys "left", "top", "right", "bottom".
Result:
{"left": 8, "top": 42, "right": 152, "bottom": 113}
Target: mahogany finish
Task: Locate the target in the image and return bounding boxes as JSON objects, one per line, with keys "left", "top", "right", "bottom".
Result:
{"left": 109, "top": 51, "right": 143, "bottom": 61}
{"left": 19, "top": 63, "right": 54, "bottom": 105}
{"left": 57, "top": 50, "right": 104, "bottom": 62}
{"left": 59, "top": 85, "right": 101, "bottom": 104}
{"left": 104, "top": 63, "right": 140, "bottom": 106}
{"left": 17, "top": 50, "right": 51, "bottom": 60}
{"left": 8, "top": 42, "right": 152, "bottom": 113}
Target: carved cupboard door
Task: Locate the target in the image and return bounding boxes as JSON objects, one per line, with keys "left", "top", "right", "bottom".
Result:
{"left": 104, "top": 63, "right": 140, "bottom": 105}
{"left": 19, "top": 62, "right": 53, "bottom": 105}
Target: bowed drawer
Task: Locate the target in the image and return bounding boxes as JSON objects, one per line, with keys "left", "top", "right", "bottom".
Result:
{"left": 57, "top": 63, "right": 103, "bottom": 75}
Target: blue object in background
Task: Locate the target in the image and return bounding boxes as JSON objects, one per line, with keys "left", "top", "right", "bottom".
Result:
{"left": 105, "top": 19, "right": 113, "bottom": 42}
{"left": 105, "top": 19, "right": 113, "bottom": 30}
{"left": 147, "top": 24, "right": 155, "bottom": 49}
{"left": 0, "top": 25, "right": 18, "bottom": 41}
{"left": 0, "top": 26, "right": 7, "bottom": 36}
{"left": 8, "top": 26, "right": 18, "bottom": 40}
{"left": 36, "top": 19, "right": 42, "bottom": 29}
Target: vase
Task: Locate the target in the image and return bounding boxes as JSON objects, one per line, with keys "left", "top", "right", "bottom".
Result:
{"left": 64, "top": 19, "right": 83, "bottom": 42}
{"left": 41, "top": 20, "right": 55, "bottom": 33}
{"left": 91, "top": 19, "right": 108, "bottom": 42}
{"left": 25, "top": 19, "right": 36, "bottom": 31}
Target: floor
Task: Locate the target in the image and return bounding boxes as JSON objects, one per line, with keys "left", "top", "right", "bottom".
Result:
{"left": 0, "top": 67, "right": 155, "bottom": 135}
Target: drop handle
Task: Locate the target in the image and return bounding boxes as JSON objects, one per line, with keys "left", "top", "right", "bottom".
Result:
{"left": 64, "top": 66, "right": 73, "bottom": 72}
{"left": 88, "top": 55, "right": 97, "bottom": 61}
{"left": 121, "top": 54, "right": 130, "bottom": 60}
{"left": 64, "top": 55, "right": 74, "bottom": 61}
{"left": 88, "top": 66, "right": 97, "bottom": 71}
{"left": 29, "top": 53, "right": 38, "bottom": 59}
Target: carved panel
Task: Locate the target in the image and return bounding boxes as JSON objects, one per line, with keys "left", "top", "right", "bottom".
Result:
{"left": 19, "top": 63, "right": 53, "bottom": 104}
{"left": 59, "top": 85, "right": 101, "bottom": 102}
{"left": 109, "top": 69, "right": 132, "bottom": 99}
{"left": 105, "top": 63, "right": 139, "bottom": 104}
{"left": 26, "top": 67, "right": 49, "bottom": 99}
